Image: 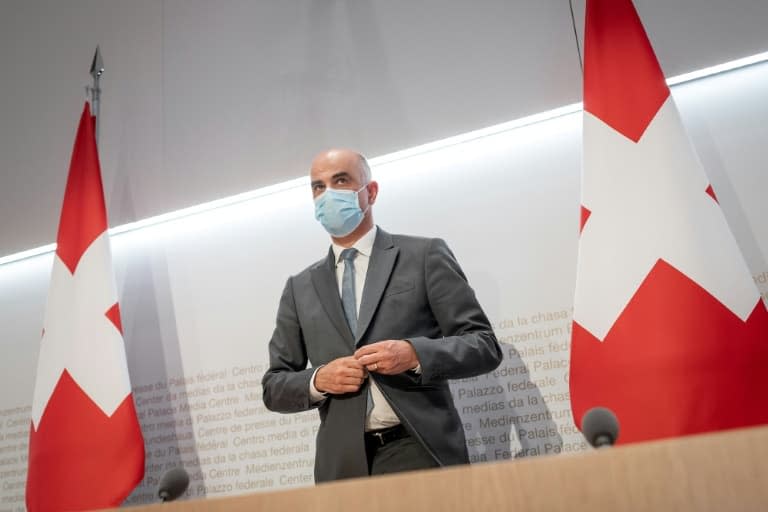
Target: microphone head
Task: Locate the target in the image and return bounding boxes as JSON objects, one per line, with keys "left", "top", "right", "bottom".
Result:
{"left": 581, "top": 407, "right": 620, "bottom": 447}
{"left": 158, "top": 467, "right": 190, "bottom": 502}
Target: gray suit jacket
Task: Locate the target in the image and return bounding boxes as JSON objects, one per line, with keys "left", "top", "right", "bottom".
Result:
{"left": 262, "top": 228, "right": 502, "bottom": 482}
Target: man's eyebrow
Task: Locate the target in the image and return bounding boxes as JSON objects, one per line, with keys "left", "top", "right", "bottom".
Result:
{"left": 311, "top": 171, "right": 352, "bottom": 187}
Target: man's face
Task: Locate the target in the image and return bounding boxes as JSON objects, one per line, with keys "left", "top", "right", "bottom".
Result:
{"left": 309, "top": 151, "right": 374, "bottom": 211}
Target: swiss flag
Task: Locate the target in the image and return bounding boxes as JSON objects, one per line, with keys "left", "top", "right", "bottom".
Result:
{"left": 26, "top": 103, "right": 145, "bottom": 510}
{"left": 570, "top": 0, "right": 768, "bottom": 443}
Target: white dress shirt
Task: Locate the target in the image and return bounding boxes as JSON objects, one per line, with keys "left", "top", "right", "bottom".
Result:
{"left": 309, "top": 226, "right": 402, "bottom": 431}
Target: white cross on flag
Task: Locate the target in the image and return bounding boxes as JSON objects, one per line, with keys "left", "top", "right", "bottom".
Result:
{"left": 570, "top": 0, "right": 768, "bottom": 443}
{"left": 26, "top": 103, "right": 144, "bottom": 510}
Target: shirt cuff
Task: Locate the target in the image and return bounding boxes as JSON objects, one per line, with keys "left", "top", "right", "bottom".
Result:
{"left": 309, "top": 366, "right": 328, "bottom": 403}
{"left": 404, "top": 339, "right": 421, "bottom": 374}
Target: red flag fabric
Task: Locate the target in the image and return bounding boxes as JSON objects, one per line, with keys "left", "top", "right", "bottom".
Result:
{"left": 571, "top": 0, "right": 768, "bottom": 443}
{"left": 26, "top": 103, "right": 145, "bottom": 510}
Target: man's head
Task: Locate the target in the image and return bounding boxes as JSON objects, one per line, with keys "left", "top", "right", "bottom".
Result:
{"left": 310, "top": 149, "right": 378, "bottom": 245}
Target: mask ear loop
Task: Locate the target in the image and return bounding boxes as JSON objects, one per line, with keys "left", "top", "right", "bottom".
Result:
{"left": 358, "top": 184, "right": 371, "bottom": 216}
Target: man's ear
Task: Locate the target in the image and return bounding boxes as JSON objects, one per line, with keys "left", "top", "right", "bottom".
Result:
{"left": 366, "top": 181, "right": 379, "bottom": 205}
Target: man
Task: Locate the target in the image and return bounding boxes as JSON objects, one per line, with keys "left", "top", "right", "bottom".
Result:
{"left": 262, "top": 149, "right": 502, "bottom": 482}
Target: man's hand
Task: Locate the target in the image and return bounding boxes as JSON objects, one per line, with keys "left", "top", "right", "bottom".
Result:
{"left": 314, "top": 356, "right": 366, "bottom": 395}
{"left": 354, "top": 340, "right": 420, "bottom": 375}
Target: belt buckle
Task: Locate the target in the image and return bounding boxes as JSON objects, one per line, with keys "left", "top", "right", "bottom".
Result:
{"left": 373, "top": 431, "right": 386, "bottom": 446}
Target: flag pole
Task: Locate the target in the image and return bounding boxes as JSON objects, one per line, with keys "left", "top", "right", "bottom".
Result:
{"left": 87, "top": 46, "right": 104, "bottom": 145}
{"left": 567, "top": 0, "right": 584, "bottom": 74}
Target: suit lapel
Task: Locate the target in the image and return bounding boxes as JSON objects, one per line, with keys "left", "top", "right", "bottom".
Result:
{"left": 310, "top": 248, "right": 355, "bottom": 346}
{"left": 356, "top": 229, "right": 398, "bottom": 345}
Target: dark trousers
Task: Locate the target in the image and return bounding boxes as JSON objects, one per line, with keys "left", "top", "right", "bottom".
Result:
{"left": 365, "top": 431, "right": 440, "bottom": 476}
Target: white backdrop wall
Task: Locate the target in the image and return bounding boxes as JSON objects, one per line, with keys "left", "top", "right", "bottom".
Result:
{"left": 2, "top": 0, "right": 768, "bottom": 258}
{"left": 0, "top": 61, "right": 767, "bottom": 508}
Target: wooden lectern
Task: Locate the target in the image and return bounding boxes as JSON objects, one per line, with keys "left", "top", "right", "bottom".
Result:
{"left": 123, "top": 426, "right": 768, "bottom": 512}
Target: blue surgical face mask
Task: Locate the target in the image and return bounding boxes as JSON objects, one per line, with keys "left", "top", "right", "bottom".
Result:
{"left": 314, "top": 185, "right": 368, "bottom": 237}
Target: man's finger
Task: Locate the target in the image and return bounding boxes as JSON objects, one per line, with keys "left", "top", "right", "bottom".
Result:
{"left": 354, "top": 345, "right": 380, "bottom": 358}
{"left": 340, "top": 368, "right": 364, "bottom": 379}
{"left": 340, "top": 357, "right": 364, "bottom": 368}
{"left": 338, "top": 374, "right": 365, "bottom": 382}
{"left": 371, "top": 362, "right": 383, "bottom": 373}
{"left": 357, "top": 354, "right": 380, "bottom": 366}
{"left": 338, "top": 384, "right": 362, "bottom": 393}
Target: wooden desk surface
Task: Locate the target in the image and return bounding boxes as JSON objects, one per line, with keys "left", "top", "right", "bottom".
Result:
{"left": 121, "top": 425, "right": 768, "bottom": 512}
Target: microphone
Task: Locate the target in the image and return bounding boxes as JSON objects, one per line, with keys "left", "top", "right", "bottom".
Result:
{"left": 158, "top": 467, "right": 190, "bottom": 503}
{"left": 581, "top": 407, "right": 620, "bottom": 448}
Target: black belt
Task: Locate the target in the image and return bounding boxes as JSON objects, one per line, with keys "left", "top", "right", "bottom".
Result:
{"left": 365, "top": 424, "right": 409, "bottom": 447}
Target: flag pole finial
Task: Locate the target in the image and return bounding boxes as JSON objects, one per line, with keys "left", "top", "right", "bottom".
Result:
{"left": 87, "top": 46, "right": 104, "bottom": 144}
{"left": 90, "top": 45, "right": 104, "bottom": 78}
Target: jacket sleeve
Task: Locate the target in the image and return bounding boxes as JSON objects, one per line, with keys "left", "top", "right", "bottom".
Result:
{"left": 261, "top": 276, "right": 317, "bottom": 413}
{"left": 407, "top": 238, "right": 503, "bottom": 384}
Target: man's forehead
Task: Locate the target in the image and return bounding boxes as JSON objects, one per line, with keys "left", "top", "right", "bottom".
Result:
{"left": 310, "top": 162, "right": 362, "bottom": 181}
{"left": 310, "top": 169, "right": 354, "bottom": 182}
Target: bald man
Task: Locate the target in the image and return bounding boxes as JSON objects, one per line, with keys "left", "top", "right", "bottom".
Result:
{"left": 262, "top": 149, "right": 502, "bottom": 482}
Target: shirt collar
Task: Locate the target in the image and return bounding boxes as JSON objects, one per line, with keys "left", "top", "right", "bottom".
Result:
{"left": 332, "top": 225, "right": 378, "bottom": 264}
